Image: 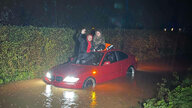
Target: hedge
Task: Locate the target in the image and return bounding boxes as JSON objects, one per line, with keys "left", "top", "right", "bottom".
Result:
{"left": 0, "top": 25, "right": 75, "bottom": 84}
{"left": 102, "top": 29, "right": 191, "bottom": 61}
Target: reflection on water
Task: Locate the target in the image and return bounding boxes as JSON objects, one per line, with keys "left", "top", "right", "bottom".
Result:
{"left": 63, "top": 91, "right": 75, "bottom": 100}
{"left": 90, "top": 91, "right": 97, "bottom": 108}
{"left": 41, "top": 84, "right": 98, "bottom": 108}
{"left": 0, "top": 72, "right": 164, "bottom": 108}
{"left": 61, "top": 91, "right": 78, "bottom": 108}
{"left": 42, "top": 85, "right": 53, "bottom": 108}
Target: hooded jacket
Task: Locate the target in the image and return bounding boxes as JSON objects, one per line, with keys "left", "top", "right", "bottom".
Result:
{"left": 78, "top": 33, "right": 87, "bottom": 54}
{"left": 78, "top": 33, "right": 93, "bottom": 54}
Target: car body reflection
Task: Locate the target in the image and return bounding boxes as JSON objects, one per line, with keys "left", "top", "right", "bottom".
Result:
{"left": 61, "top": 91, "right": 78, "bottom": 108}
{"left": 42, "top": 85, "right": 53, "bottom": 108}
{"left": 42, "top": 84, "right": 99, "bottom": 108}
{"left": 63, "top": 91, "right": 75, "bottom": 100}
{"left": 90, "top": 91, "right": 97, "bottom": 108}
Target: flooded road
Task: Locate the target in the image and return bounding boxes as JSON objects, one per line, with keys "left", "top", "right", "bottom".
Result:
{"left": 0, "top": 59, "right": 190, "bottom": 108}
{"left": 0, "top": 71, "right": 168, "bottom": 108}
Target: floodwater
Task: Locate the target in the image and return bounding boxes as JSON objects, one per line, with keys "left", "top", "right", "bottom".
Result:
{"left": 0, "top": 72, "right": 160, "bottom": 108}
{"left": 0, "top": 59, "right": 190, "bottom": 108}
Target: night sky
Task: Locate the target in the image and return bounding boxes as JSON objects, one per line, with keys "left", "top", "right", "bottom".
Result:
{"left": 0, "top": 0, "right": 192, "bottom": 29}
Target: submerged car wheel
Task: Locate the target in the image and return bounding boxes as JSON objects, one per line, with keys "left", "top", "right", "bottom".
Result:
{"left": 127, "top": 66, "right": 135, "bottom": 79}
{"left": 83, "top": 77, "right": 96, "bottom": 88}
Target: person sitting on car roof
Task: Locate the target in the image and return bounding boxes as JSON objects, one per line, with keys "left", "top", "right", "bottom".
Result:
{"left": 93, "top": 30, "right": 105, "bottom": 50}
{"left": 76, "top": 29, "right": 94, "bottom": 64}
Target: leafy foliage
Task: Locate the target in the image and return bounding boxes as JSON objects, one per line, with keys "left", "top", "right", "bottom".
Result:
{"left": 143, "top": 73, "right": 192, "bottom": 108}
{"left": 0, "top": 25, "right": 74, "bottom": 84}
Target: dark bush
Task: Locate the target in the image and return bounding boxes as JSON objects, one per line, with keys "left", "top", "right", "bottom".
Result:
{"left": 0, "top": 25, "right": 75, "bottom": 84}
{"left": 143, "top": 73, "right": 192, "bottom": 108}
{"left": 103, "top": 29, "right": 188, "bottom": 61}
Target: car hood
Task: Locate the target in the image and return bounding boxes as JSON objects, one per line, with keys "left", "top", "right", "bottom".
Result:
{"left": 51, "top": 63, "right": 93, "bottom": 76}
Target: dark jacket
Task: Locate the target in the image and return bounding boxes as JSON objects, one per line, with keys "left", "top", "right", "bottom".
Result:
{"left": 78, "top": 33, "right": 94, "bottom": 54}
{"left": 78, "top": 33, "right": 87, "bottom": 54}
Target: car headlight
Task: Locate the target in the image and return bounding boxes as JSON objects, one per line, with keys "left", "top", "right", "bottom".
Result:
{"left": 63, "top": 76, "right": 79, "bottom": 83}
{"left": 46, "top": 72, "right": 52, "bottom": 79}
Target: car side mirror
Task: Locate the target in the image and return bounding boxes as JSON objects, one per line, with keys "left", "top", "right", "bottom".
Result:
{"left": 103, "top": 61, "right": 111, "bottom": 65}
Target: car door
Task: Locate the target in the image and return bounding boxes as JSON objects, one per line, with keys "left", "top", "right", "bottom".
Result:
{"left": 116, "top": 51, "right": 129, "bottom": 76}
{"left": 99, "top": 51, "right": 121, "bottom": 82}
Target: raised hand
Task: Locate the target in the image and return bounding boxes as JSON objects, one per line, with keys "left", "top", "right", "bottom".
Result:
{"left": 81, "top": 29, "right": 86, "bottom": 34}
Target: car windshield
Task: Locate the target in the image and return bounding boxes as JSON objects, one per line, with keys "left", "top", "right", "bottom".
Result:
{"left": 71, "top": 52, "right": 104, "bottom": 66}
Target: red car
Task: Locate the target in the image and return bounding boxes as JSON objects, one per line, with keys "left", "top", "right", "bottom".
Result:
{"left": 44, "top": 49, "right": 137, "bottom": 89}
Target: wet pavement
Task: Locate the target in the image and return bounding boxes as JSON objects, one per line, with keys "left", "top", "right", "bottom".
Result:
{"left": 0, "top": 60, "right": 190, "bottom": 108}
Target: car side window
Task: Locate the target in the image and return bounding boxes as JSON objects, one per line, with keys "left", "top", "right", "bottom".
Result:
{"left": 116, "top": 51, "right": 128, "bottom": 61}
{"left": 102, "top": 52, "right": 117, "bottom": 65}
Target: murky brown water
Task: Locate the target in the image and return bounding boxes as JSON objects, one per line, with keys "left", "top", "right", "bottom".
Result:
{"left": 0, "top": 71, "right": 165, "bottom": 108}
{"left": 1, "top": 58, "right": 190, "bottom": 108}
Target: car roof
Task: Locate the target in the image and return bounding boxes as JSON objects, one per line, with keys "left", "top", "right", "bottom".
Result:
{"left": 96, "top": 49, "right": 133, "bottom": 56}
{"left": 96, "top": 49, "right": 122, "bottom": 53}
